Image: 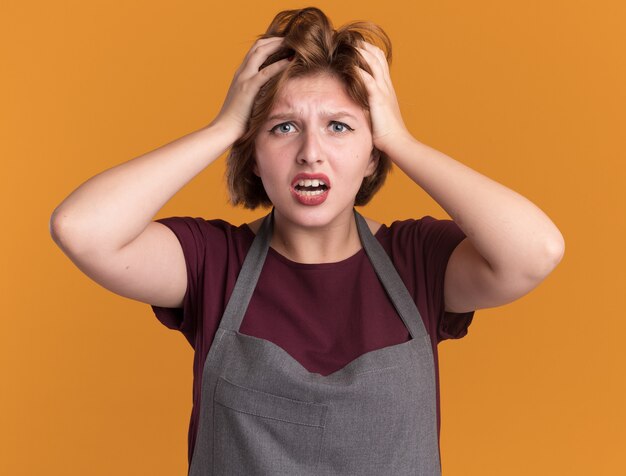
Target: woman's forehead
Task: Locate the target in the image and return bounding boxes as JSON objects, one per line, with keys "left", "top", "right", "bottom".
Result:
{"left": 269, "top": 73, "right": 365, "bottom": 118}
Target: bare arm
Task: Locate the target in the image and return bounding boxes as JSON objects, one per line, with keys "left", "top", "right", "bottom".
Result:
{"left": 50, "top": 37, "right": 290, "bottom": 308}
{"left": 356, "top": 41, "right": 565, "bottom": 313}
{"left": 381, "top": 135, "right": 564, "bottom": 312}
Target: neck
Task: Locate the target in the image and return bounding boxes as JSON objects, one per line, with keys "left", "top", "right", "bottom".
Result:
{"left": 270, "top": 208, "right": 362, "bottom": 264}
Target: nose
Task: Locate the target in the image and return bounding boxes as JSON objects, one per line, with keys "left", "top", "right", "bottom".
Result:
{"left": 296, "top": 128, "right": 324, "bottom": 165}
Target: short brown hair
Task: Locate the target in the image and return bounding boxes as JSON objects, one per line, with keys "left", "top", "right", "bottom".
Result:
{"left": 226, "top": 7, "right": 393, "bottom": 209}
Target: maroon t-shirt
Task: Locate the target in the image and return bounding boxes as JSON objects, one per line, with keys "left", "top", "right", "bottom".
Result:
{"left": 151, "top": 214, "right": 475, "bottom": 466}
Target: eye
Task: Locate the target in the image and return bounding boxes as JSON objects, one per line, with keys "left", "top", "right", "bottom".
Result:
{"left": 269, "top": 122, "right": 296, "bottom": 134}
{"left": 329, "top": 121, "right": 354, "bottom": 133}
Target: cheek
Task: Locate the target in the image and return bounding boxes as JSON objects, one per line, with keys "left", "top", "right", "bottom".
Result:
{"left": 253, "top": 145, "right": 286, "bottom": 181}
{"left": 253, "top": 140, "right": 271, "bottom": 177}
{"left": 355, "top": 139, "right": 375, "bottom": 166}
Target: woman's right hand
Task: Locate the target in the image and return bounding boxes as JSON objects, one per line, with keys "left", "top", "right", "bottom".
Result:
{"left": 211, "top": 37, "right": 290, "bottom": 140}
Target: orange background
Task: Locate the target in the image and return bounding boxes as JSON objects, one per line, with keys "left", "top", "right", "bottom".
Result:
{"left": 2, "top": 0, "right": 624, "bottom": 474}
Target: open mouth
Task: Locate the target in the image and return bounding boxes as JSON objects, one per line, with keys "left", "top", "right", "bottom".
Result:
{"left": 290, "top": 174, "right": 331, "bottom": 205}
{"left": 293, "top": 178, "right": 329, "bottom": 196}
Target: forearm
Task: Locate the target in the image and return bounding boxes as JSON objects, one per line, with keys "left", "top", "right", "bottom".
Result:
{"left": 50, "top": 121, "right": 238, "bottom": 254}
{"left": 388, "top": 134, "right": 565, "bottom": 279}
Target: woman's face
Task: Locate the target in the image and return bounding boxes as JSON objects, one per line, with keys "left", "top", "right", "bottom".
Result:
{"left": 253, "top": 72, "right": 378, "bottom": 230}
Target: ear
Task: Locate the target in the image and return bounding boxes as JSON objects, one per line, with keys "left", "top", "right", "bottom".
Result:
{"left": 364, "top": 148, "right": 380, "bottom": 177}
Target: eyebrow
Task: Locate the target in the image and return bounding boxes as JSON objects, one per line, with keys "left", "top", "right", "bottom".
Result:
{"left": 266, "top": 110, "right": 359, "bottom": 122}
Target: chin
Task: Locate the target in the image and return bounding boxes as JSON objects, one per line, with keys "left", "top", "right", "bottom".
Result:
{"left": 275, "top": 203, "right": 355, "bottom": 229}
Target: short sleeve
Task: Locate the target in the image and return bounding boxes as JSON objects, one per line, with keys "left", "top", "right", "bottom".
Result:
{"left": 379, "top": 216, "right": 476, "bottom": 345}
{"left": 419, "top": 216, "right": 475, "bottom": 342}
{"left": 150, "top": 216, "right": 207, "bottom": 347}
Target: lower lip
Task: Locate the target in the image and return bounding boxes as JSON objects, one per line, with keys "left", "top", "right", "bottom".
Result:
{"left": 290, "top": 187, "right": 329, "bottom": 206}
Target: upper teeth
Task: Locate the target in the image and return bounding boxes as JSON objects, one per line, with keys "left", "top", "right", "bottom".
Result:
{"left": 297, "top": 179, "right": 326, "bottom": 187}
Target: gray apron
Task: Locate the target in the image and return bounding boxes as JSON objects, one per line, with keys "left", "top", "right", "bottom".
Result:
{"left": 189, "top": 208, "right": 441, "bottom": 476}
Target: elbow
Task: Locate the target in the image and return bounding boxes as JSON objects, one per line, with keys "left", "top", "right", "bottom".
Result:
{"left": 526, "top": 234, "right": 566, "bottom": 281}
{"left": 48, "top": 207, "right": 68, "bottom": 251}
{"left": 48, "top": 207, "right": 85, "bottom": 256}
{"left": 49, "top": 207, "right": 64, "bottom": 245}
{"left": 547, "top": 233, "right": 565, "bottom": 266}
{"left": 545, "top": 230, "right": 565, "bottom": 269}
{"left": 50, "top": 208, "right": 121, "bottom": 259}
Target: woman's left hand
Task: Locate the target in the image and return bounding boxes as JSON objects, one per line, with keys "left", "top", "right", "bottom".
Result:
{"left": 355, "top": 41, "right": 412, "bottom": 156}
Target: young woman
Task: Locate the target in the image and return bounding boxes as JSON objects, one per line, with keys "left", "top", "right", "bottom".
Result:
{"left": 50, "top": 7, "right": 564, "bottom": 475}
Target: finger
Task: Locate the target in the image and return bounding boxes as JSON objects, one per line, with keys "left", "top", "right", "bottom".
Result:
{"left": 359, "top": 40, "right": 388, "bottom": 63}
{"left": 354, "top": 65, "right": 377, "bottom": 93}
{"left": 360, "top": 41, "right": 391, "bottom": 85}
{"left": 356, "top": 45, "right": 387, "bottom": 85}
{"left": 358, "top": 42, "right": 392, "bottom": 85}
{"left": 250, "top": 57, "right": 291, "bottom": 88}
{"left": 360, "top": 41, "right": 388, "bottom": 61}
{"left": 243, "top": 38, "right": 288, "bottom": 74}
{"left": 357, "top": 50, "right": 392, "bottom": 93}
{"left": 239, "top": 37, "right": 283, "bottom": 67}
{"left": 243, "top": 36, "right": 284, "bottom": 59}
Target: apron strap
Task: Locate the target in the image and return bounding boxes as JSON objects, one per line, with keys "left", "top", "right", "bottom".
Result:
{"left": 353, "top": 210, "right": 428, "bottom": 339}
{"left": 219, "top": 208, "right": 428, "bottom": 340}
{"left": 219, "top": 208, "right": 274, "bottom": 333}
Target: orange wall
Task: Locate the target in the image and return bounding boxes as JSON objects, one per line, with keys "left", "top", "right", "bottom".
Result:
{"left": 2, "top": 0, "right": 624, "bottom": 474}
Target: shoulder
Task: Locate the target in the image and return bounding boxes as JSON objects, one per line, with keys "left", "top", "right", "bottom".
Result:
{"left": 156, "top": 216, "right": 248, "bottom": 237}
{"left": 155, "top": 216, "right": 255, "bottom": 258}
{"left": 156, "top": 215, "right": 235, "bottom": 230}
{"left": 376, "top": 215, "right": 463, "bottom": 242}
{"left": 375, "top": 215, "right": 467, "bottom": 275}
